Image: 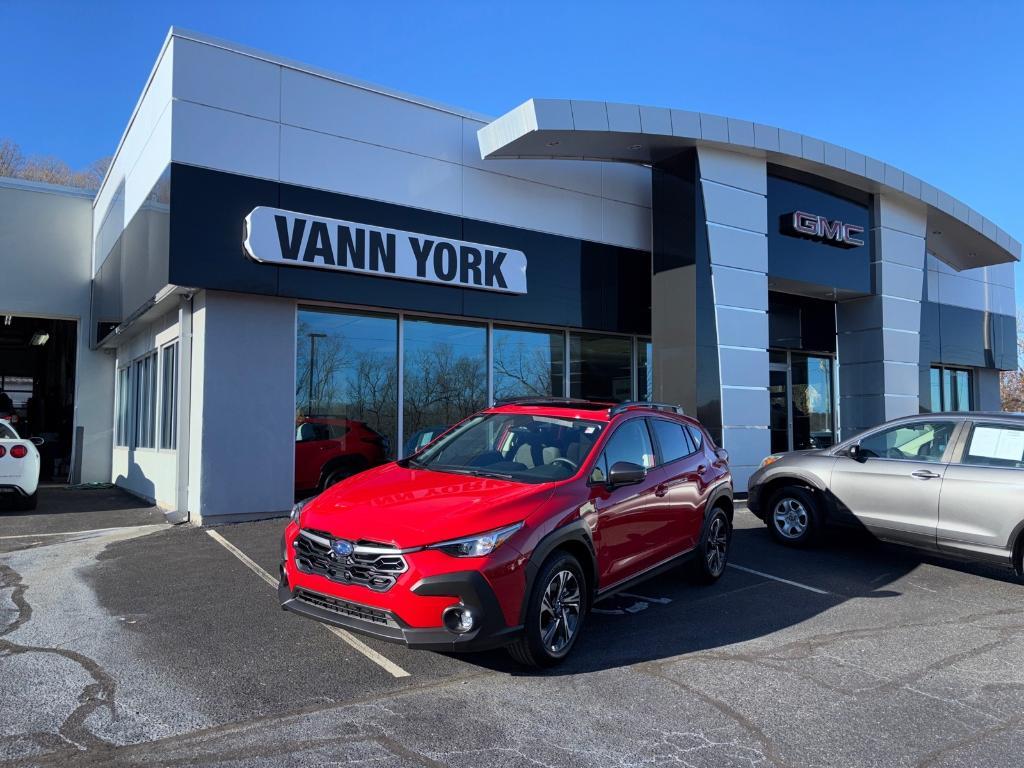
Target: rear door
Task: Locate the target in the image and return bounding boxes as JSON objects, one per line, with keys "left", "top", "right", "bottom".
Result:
{"left": 589, "top": 417, "right": 664, "bottom": 587}
{"left": 937, "top": 420, "right": 1024, "bottom": 559}
{"left": 648, "top": 418, "right": 705, "bottom": 552}
{"left": 828, "top": 419, "right": 961, "bottom": 548}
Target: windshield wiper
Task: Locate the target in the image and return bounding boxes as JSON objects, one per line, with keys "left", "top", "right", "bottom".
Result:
{"left": 432, "top": 465, "right": 515, "bottom": 481}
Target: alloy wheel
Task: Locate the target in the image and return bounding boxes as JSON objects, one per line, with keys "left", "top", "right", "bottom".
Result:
{"left": 705, "top": 515, "right": 729, "bottom": 576}
{"left": 538, "top": 569, "right": 581, "bottom": 655}
{"left": 773, "top": 497, "right": 808, "bottom": 539}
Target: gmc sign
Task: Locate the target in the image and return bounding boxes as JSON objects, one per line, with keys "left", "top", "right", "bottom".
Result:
{"left": 786, "top": 210, "right": 865, "bottom": 249}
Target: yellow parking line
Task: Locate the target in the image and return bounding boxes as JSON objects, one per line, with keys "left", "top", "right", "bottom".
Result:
{"left": 205, "top": 529, "right": 411, "bottom": 678}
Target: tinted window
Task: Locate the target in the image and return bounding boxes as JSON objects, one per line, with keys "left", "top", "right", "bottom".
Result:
{"left": 858, "top": 421, "right": 956, "bottom": 463}
{"left": 962, "top": 423, "right": 1024, "bottom": 468}
{"left": 600, "top": 419, "right": 655, "bottom": 472}
{"left": 651, "top": 419, "right": 691, "bottom": 464}
{"left": 0, "top": 422, "right": 16, "bottom": 439}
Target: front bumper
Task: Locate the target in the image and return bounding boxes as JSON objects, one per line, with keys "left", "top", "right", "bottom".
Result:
{"left": 745, "top": 471, "right": 767, "bottom": 519}
{"left": 278, "top": 568, "right": 523, "bottom": 653}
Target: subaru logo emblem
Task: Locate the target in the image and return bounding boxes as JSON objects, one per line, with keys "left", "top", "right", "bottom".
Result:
{"left": 331, "top": 539, "right": 354, "bottom": 557}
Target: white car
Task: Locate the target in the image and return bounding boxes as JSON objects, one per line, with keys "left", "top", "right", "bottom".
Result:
{"left": 0, "top": 419, "right": 41, "bottom": 510}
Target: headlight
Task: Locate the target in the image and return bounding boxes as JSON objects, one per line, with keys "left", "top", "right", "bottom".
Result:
{"left": 759, "top": 454, "right": 784, "bottom": 469}
{"left": 290, "top": 496, "right": 313, "bottom": 523}
{"left": 429, "top": 522, "right": 524, "bottom": 558}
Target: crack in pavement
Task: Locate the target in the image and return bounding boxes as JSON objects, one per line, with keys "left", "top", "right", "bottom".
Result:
{"left": 0, "top": 562, "right": 117, "bottom": 762}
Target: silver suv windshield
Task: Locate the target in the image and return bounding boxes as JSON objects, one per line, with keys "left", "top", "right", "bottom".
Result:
{"left": 404, "top": 413, "right": 605, "bottom": 484}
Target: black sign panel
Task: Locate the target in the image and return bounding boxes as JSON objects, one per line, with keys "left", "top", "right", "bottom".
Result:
{"left": 767, "top": 167, "right": 873, "bottom": 296}
{"left": 167, "top": 164, "right": 651, "bottom": 335}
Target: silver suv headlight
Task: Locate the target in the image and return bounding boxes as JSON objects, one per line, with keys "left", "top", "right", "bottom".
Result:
{"left": 428, "top": 522, "right": 523, "bottom": 558}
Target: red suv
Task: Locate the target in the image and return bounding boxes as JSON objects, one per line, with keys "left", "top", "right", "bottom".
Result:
{"left": 294, "top": 416, "right": 390, "bottom": 496}
{"left": 279, "top": 399, "right": 733, "bottom": 666}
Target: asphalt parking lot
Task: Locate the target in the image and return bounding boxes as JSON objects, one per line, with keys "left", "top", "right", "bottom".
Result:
{"left": 3, "top": 488, "right": 1024, "bottom": 767}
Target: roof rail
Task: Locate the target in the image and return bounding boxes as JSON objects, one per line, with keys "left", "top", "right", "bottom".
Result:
{"left": 493, "top": 397, "right": 611, "bottom": 409}
{"left": 608, "top": 401, "right": 685, "bottom": 417}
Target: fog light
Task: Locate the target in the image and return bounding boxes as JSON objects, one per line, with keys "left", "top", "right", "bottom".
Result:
{"left": 442, "top": 606, "right": 476, "bottom": 634}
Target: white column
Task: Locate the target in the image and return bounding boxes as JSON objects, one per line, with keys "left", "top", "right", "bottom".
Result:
{"left": 697, "top": 148, "right": 769, "bottom": 492}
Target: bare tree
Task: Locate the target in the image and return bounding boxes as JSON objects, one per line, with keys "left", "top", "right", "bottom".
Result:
{"left": 1000, "top": 311, "right": 1024, "bottom": 412}
{"left": 0, "top": 137, "right": 110, "bottom": 190}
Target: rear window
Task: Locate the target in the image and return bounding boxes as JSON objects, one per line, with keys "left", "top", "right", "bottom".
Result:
{"left": 0, "top": 423, "right": 16, "bottom": 439}
{"left": 962, "top": 423, "right": 1024, "bottom": 468}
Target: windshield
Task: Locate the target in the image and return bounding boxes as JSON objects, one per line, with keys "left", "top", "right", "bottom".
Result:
{"left": 406, "top": 413, "right": 605, "bottom": 484}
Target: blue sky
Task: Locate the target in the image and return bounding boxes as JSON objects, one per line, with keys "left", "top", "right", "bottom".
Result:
{"left": 5, "top": 0, "right": 1022, "bottom": 300}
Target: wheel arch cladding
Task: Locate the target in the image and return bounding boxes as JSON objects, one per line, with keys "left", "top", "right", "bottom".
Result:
{"left": 520, "top": 519, "right": 597, "bottom": 624}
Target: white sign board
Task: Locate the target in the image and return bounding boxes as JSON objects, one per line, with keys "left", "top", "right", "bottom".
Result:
{"left": 243, "top": 207, "right": 527, "bottom": 294}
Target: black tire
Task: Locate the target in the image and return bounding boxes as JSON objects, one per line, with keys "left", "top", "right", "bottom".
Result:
{"left": 766, "top": 485, "right": 818, "bottom": 547}
{"left": 507, "top": 551, "right": 587, "bottom": 668}
{"left": 319, "top": 463, "right": 361, "bottom": 492}
{"left": 690, "top": 507, "right": 731, "bottom": 584}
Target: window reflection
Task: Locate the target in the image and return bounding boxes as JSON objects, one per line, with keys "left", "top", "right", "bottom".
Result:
{"left": 296, "top": 309, "right": 398, "bottom": 459}
{"left": 790, "top": 353, "right": 834, "bottom": 450}
{"left": 569, "top": 333, "right": 632, "bottom": 402}
{"left": 637, "top": 339, "right": 652, "bottom": 401}
{"left": 493, "top": 326, "right": 565, "bottom": 401}
{"left": 403, "top": 318, "right": 487, "bottom": 439}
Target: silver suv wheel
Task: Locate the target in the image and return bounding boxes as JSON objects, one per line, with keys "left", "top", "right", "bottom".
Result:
{"left": 773, "top": 497, "right": 809, "bottom": 540}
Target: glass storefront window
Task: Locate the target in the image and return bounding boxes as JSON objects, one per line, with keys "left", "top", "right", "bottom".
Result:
{"left": 637, "top": 338, "right": 653, "bottom": 401}
{"left": 569, "top": 333, "right": 633, "bottom": 402}
{"left": 296, "top": 309, "right": 398, "bottom": 458}
{"left": 790, "top": 353, "right": 834, "bottom": 450}
{"left": 492, "top": 326, "right": 566, "bottom": 401}
{"left": 931, "top": 366, "right": 972, "bottom": 412}
{"left": 403, "top": 318, "right": 487, "bottom": 446}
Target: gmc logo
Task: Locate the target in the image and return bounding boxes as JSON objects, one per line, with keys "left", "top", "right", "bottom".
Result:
{"left": 786, "top": 210, "right": 865, "bottom": 249}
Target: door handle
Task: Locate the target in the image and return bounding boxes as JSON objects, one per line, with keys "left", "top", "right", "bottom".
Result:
{"left": 911, "top": 469, "right": 941, "bottom": 480}
{"left": 654, "top": 484, "right": 668, "bottom": 498}
{"left": 696, "top": 465, "right": 707, "bottom": 475}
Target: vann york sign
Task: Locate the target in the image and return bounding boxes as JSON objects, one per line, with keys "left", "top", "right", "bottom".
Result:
{"left": 243, "top": 207, "right": 528, "bottom": 294}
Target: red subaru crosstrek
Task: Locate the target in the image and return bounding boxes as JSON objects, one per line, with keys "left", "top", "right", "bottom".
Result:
{"left": 279, "top": 399, "right": 733, "bottom": 666}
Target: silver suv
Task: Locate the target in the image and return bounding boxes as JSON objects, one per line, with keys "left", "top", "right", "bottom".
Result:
{"left": 747, "top": 412, "right": 1024, "bottom": 576}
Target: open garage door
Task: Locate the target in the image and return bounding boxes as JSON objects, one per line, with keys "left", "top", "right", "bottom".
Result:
{"left": 0, "top": 315, "right": 77, "bottom": 482}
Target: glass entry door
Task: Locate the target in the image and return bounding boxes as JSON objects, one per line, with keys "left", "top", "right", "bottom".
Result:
{"left": 769, "top": 351, "right": 836, "bottom": 452}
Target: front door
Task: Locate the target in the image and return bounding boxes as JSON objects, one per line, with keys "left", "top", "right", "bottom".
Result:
{"left": 769, "top": 351, "right": 836, "bottom": 453}
{"left": 829, "top": 419, "right": 960, "bottom": 547}
{"left": 588, "top": 417, "right": 663, "bottom": 587}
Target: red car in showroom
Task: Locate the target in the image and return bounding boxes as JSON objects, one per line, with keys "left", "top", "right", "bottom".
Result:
{"left": 294, "top": 416, "right": 390, "bottom": 496}
{"left": 279, "top": 399, "right": 733, "bottom": 666}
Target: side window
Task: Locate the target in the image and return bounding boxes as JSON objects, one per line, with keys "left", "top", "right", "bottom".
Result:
{"left": 589, "top": 451, "right": 608, "bottom": 484}
{"left": 858, "top": 421, "right": 956, "bottom": 463}
{"left": 651, "top": 419, "right": 691, "bottom": 465}
{"left": 686, "top": 425, "right": 703, "bottom": 453}
{"left": 962, "top": 423, "right": 1024, "bottom": 468}
{"left": 599, "top": 419, "right": 655, "bottom": 473}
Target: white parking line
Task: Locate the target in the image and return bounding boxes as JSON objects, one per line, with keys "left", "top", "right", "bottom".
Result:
{"left": 0, "top": 525, "right": 148, "bottom": 540}
{"left": 205, "top": 529, "right": 411, "bottom": 678}
{"left": 727, "top": 563, "right": 830, "bottom": 595}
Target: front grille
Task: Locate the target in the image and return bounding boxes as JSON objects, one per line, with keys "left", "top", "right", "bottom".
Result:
{"left": 295, "top": 589, "right": 398, "bottom": 628}
{"left": 294, "top": 530, "right": 408, "bottom": 592}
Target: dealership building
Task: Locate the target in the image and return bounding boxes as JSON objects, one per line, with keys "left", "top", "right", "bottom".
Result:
{"left": 1, "top": 28, "right": 1018, "bottom": 522}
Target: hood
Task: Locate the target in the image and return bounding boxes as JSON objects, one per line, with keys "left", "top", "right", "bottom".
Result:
{"left": 300, "top": 463, "right": 553, "bottom": 548}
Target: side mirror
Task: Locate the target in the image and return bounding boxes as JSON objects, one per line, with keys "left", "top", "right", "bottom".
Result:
{"left": 30, "top": 436, "right": 44, "bottom": 447}
{"left": 607, "top": 461, "right": 646, "bottom": 488}
{"left": 715, "top": 447, "right": 729, "bottom": 464}
{"left": 847, "top": 444, "right": 865, "bottom": 462}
